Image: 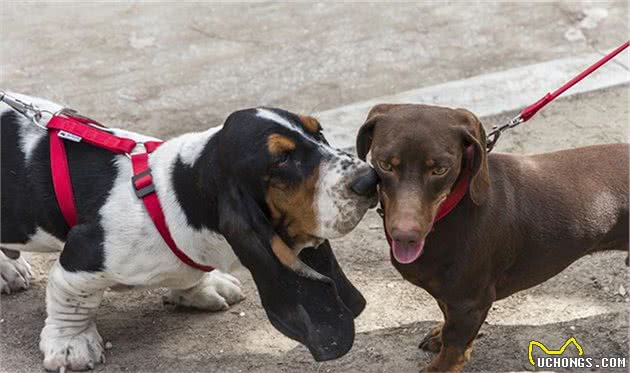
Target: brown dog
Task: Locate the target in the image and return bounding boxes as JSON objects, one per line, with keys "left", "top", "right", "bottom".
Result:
{"left": 356, "top": 104, "right": 629, "bottom": 372}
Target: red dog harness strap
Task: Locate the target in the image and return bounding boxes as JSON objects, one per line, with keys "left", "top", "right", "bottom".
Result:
{"left": 131, "top": 150, "right": 214, "bottom": 272}
{"left": 47, "top": 113, "right": 213, "bottom": 272}
{"left": 49, "top": 128, "right": 78, "bottom": 227}
{"left": 47, "top": 115, "right": 137, "bottom": 154}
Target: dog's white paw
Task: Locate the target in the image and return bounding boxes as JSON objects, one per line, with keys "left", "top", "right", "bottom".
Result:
{"left": 165, "top": 271, "right": 245, "bottom": 311}
{"left": 0, "top": 252, "right": 33, "bottom": 294}
{"left": 40, "top": 322, "right": 105, "bottom": 372}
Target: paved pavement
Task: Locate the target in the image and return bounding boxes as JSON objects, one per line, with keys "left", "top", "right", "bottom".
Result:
{"left": 1, "top": 1, "right": 627, "bottom": 138}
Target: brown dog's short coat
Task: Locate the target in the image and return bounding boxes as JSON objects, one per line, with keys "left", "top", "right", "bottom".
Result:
{"left": 357, "top": 104, "right": 629, "bottom": 372}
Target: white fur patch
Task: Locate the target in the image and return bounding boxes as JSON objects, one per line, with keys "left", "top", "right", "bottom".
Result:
{"left": 315, "top": 160, "right": 347, "bottom": 237}
{"left": 256, "top": 108, "right": 299, "bottom": 133}
{"left": 256, "top": 108, "right": 326, "bottom": 148}
{"left": 169, "top": 125, "right": 223, "bottom": 166}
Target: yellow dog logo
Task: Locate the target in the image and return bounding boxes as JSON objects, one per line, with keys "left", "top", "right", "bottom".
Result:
{"left": 528, "top": 337, "right": 584, "bottom": 366}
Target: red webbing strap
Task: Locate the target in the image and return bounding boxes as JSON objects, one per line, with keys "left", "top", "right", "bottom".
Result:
{"left": 47, "top": 115, "right": 137, "bottom": 154}
{"left": 49, "top": 129, "right": 78, "bottom": 227}
{"left": 143, "top": 141, "right": 163, "bottom": 153}
{"left": 131, "top": 150, "right": 214, "bottom": 272}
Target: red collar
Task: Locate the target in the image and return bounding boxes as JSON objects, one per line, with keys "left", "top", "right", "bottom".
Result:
{"left": 433, "top": 145, "right": 474, "bottom": 222}
{"left": 382, "top": 145, "right": 474, "bottom": 247}
{"left": 47, "top": 112, "right": 214, "bottom": 272}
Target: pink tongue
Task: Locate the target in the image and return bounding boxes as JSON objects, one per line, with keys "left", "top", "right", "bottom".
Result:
{"left": 392, "top": 239, "right": 425, "bottom": 264}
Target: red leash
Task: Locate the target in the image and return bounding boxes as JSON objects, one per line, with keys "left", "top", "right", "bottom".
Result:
{"left": 487, "top": 40, "right": 629, "bottom": 151}
{"left": 45, "top": 110, "right": 213, "bottom": 272}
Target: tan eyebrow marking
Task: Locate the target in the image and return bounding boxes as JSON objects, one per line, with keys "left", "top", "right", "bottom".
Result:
{"left": 298, "top": 115, "right": 321, "bottom": 134}
{"left": 267, "top": 134, "right": 296, "bottom": 155}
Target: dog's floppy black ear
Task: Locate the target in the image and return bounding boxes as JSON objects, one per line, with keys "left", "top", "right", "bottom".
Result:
{"left": 218, "top": 185, "right": 359, "bottom": 361}
{"left": 299, "top": 240, "right": 366, "bottom": 318}
{"left": 456, "top": 108, "right": 491, "bottom": 205}
{"left": 356, "top": 104, "right": 395, "bottom": 161}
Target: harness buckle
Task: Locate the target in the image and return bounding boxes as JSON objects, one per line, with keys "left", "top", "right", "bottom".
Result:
{"left": 131, "top": 168, "right": 156, "bottom": 198}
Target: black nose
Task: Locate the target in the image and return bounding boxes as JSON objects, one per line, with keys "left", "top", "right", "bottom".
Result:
{"left": 350, "top": 167, "right": 379, "bottom": 196}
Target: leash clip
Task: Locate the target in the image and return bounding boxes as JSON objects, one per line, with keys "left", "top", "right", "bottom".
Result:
{"left": 0, "top": 91, "right": 51, "bottom": 130}
{"left": 486, "top": 114, "right": 524, "bottom": 152}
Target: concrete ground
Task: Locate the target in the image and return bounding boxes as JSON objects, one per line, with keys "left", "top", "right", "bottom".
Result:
{"left": 1, "top": 2, "right": 628, "bottom": 372}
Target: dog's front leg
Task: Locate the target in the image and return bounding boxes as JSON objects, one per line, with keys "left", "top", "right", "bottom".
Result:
{"left": 419, "top": 300, "right": 447, "bottom": 353}
{"left": 164, "top": 270, "right": 245, "bottom": 311}
{"left": 40, "top": 260, "right": 111, "bottom": 372}
{"left": 423, "top": 296, "right": 492, "bottom": 373}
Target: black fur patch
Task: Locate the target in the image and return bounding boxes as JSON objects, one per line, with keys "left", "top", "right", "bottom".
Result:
{"left": 1, "top": 111, "right": 37, "bottom": 242}
{"left": 60, "top": 223, "right": 106, "bottom": 272}
{"left": 1, "top": 110, "right": 118, "bottom": 272}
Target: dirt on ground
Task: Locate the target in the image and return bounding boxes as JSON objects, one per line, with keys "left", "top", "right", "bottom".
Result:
{"left": 1, "top": 84, "right": 628, "bottom": 373}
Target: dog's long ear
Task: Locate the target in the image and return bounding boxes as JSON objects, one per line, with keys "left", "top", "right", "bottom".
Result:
{"left": 218, "top": 185, "right": 359, "bottom": 361}
{"left": 356, "top": 104, "right": 395, "bottom": 160}
{"left": 456, "top": 108, "right": 490, "bottom": 205}
{"left": 299, "top": 240, "right": 366, "bottom": 317}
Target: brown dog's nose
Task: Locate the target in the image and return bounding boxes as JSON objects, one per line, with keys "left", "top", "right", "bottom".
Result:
{"left": 391, "top": 228, "right": 422, "bottom": 247}
{"left": 350, "top": 167, "right": 379, "bottom": 196}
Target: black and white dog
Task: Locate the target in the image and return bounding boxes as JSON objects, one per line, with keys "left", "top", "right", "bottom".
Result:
{"left": 1, "top": 93, "right": 378, "bottom": 371}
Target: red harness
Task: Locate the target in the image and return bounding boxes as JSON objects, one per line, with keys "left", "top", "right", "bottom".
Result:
{"left": 382, "top": 145, "right": 474, "bottom": 247}
{"left": 47, "top": 111, "right": 213, "bottom": 272}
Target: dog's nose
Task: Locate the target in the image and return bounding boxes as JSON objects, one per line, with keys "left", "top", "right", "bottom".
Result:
{"left": 350, "top": 167, "right": 379, "bottom": 196}
{"left": 391, "top": 228, "right": 422, "bottom": 247}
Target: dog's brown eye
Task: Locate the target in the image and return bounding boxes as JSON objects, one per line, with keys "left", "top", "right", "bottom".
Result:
{"left": 378, "top": 161, "right": 393, "bottom": 172}
{"left": 432, "top": 167, "right": 449, "bottom": 176}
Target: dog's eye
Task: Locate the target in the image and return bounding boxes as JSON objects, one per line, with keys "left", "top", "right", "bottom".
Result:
{"left": 378, "top": 160, "right": 393, "bottom": 172}
{"left": 276, "top": 153, "right": 291, "bottom": 166}
{"left": 432, "top": 167, "right": 449, "bottom": 176}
